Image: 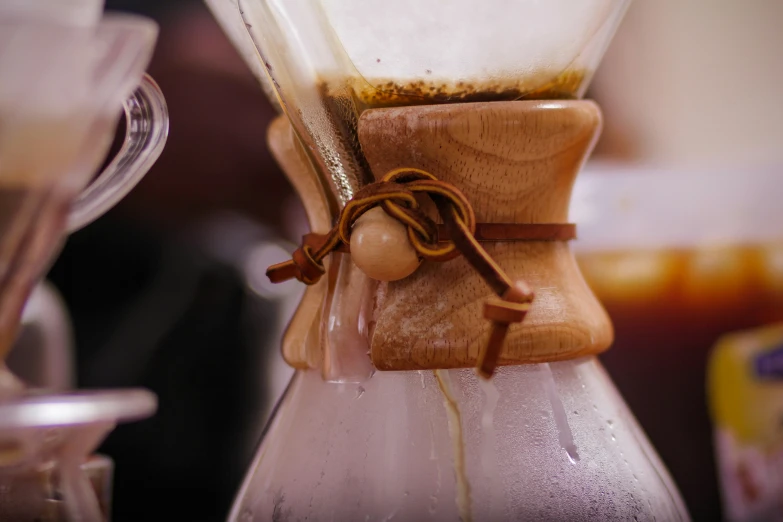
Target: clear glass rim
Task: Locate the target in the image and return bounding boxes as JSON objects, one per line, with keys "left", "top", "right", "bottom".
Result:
{"left": 0, "top": 388, "right": 157, "bottom": 429}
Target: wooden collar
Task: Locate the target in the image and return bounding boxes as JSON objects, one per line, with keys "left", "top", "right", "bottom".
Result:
{"left": 266, "top": 168, "right": 575, "bottom": 379}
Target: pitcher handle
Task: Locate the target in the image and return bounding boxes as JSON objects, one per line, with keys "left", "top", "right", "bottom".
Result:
{"left": 67, "top": 73, "right": 169, "bottom": 232}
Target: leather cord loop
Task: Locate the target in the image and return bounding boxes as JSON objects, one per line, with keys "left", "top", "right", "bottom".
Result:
{"left": 265, "top": 168, "right": 573, "bottom": 378}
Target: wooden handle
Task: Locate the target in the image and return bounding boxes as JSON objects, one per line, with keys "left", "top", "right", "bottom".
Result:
{"left": 358, "top": 100, "right": 613, "bottom": 370}
{"left": 267, "top": 116, "right": 332, "bottom": 369}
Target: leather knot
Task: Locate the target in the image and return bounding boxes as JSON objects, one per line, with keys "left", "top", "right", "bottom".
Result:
{"left": 339, "top": 168, "right": 476, "bottom": 262}
{"left": 266, "top": 168, "right": 476, "bottom": 284}
{"left": 265, "top": 168, "right": 563, "bottom": 378}
{"left": 266, "top": 235, "right": 331, "bottom": 284}
{"left": 478, "top": 282, "right": 535, "bottom": 378}
{"left": 291, "top": 245, "right": 324, "bottom": 285}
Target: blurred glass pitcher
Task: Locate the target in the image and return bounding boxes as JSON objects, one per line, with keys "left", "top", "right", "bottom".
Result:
{"left": 0, "top": 9, "right": 169, "bottom": 397}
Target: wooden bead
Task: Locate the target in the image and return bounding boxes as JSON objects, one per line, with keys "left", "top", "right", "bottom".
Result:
{"left": 350, "top": 207, "right": 421, "bottom": 281}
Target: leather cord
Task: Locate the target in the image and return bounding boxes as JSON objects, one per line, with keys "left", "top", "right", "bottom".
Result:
{"left": 266, "top": 168, "right": 575, "bottom": 378}
{"left": 306, "top": 223, "right": 576, "bottom": 254}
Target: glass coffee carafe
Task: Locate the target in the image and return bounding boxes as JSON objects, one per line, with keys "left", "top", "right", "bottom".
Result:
{"left": 213, "top": 1, "right": 690, "bottom": 520}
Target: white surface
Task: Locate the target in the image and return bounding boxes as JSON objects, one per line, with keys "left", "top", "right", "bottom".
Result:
{"left": 591, "top": 0, "right": 783, "bottom": 170}
{"left": 571, "top": 161, "right": 783, "bottom": 251}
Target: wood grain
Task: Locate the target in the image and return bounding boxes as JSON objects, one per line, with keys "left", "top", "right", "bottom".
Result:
{"left": 357, "top": 100, "right": 613, "bottom": 370}
{"left": 267, "top": 116, "right": 332, "bottom": 369}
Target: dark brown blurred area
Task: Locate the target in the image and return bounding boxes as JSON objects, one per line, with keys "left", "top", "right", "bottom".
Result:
{"left": 111, "top": 0, "right": 294, "bottom": 233}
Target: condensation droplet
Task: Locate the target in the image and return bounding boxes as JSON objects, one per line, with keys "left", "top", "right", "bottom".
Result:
{"left": 541, "top": 364, "right": 580, "bottom": 464}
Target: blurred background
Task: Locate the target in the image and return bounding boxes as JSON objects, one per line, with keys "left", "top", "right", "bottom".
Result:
{"left": 46, "top": 1, "right": 300, "bottom": 520}
{"left": 12, "top": 0, "right": 781, "bottom": 520}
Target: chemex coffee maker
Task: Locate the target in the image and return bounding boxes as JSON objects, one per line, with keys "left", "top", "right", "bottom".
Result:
{"left": 209, "top": 0, "right": 690, "bottom": 520}
{"left": 0, "top": 2, "right": 168, "bottom": 520}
